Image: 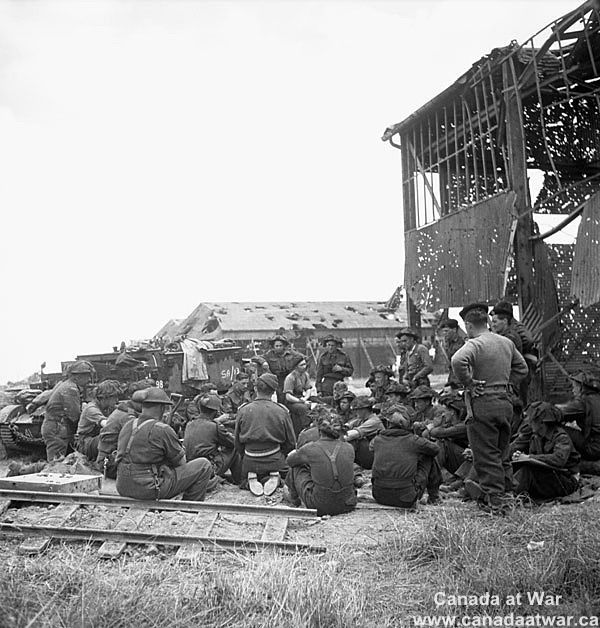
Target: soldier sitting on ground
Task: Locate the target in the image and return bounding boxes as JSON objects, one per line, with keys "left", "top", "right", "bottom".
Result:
{"left": 556, "top": 369, "right": 600, "bottom": 472}
{"left": 284, "top": 411, "right": 357, "bottom": 516}
{"left": 370, "top": 404, "right": 441, "bottom": 508}
{"left": 335, "top": 390, "right": 356, "bottom": 422}
{"left": 183, "top": 393, "right": 241, "bottom": 484}
{"left": 234, "top": 373, "right": 296, "bottom": 497}
{"left": 96, "top": 383, "right": 153, "bottom": 479}
{"left": 409, "top": 385, "right": 445, "bottom": 436}
{"left": 75, "top": 379, "right": 121, "bottom": 463}
{"left": 366, "top": 364, "right": 395, "bottom": 404}
{"left": 510, "top": 401, "right": 580, "bottom": 501}
{"left": 221, "top": 372, "right": 253, "bottom": 417}
{"left": 116, "top": 388, "right": 215, "bottom": 502}
{"left": 283, "top": 355, "right": 312, "bottom": 437}
{"left": 345, "top": 396, "right": 384, "bottom": 470}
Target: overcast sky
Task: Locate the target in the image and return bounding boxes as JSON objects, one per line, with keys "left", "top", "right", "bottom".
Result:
{"left": 0, "top": 0, "right": 577, "bottom": 382}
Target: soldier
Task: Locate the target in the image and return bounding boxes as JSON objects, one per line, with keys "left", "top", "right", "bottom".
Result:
{"left": 409, "top": 385, "right": 445, "bottom": 435}
{"left": 315, "top": 335, "right": 354, "bottom": 397}
{"left": 366, "top": 364, "right": 395, "bottom": 403}
{"left": 97, "top": 387, "right": 149, "bottom": 479}
{"left": 431, "top": 390, "right": 468, "bottom": 479}
{"left": 116, "top": 388, "right": 214, "bottom": 501}
{"left": 511, "top": 402, "right": 579, "bottom": 500}
{"left": 184, "top": 393, "right": 241, "bottom": 484}
{"left": 451, "top": 303, "right": 528, "bottom": 513}
{"left": 41, "top": 360, "right": 95, "bottom": 461}
{"left": 75, "top": 379, "right": 121, "bottom": 462}
{"left": 556, "top": 369, "right": 600, "bottom": 465}
{"left": 345, "top": 396, "right": 384, "bottom": 469}
{"left": 395, "top": 327, "right": 433, "bottom": 389}
{"left": 254, "top": 335, "right": 304, "bottom": 403}
{"left": 284, "top": 413, "right": 357, "bottom": 516}
{"left": 437, "top": 319, "right": 465, "bottom": 389}
{"left": 336, "top": 390, "right": 356, "bottom": 421}
{"left": 234, "top": 373, "right": 296, "bottom": 496}
{"left": 221, "top": 372, "right": 253, "bottom": 415}
{"left": 283, "top": 355, "right": 312, "bottom": 437}
{"left": 370, "top": 405, "right": 441, "bottom": 508}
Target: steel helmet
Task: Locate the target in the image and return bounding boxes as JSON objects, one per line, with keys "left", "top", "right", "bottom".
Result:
{"left": 142, "top": 388, "right": 173, "bottom": 405}
{"left": 67, "top": 360, "right": 95, "bottom": 375}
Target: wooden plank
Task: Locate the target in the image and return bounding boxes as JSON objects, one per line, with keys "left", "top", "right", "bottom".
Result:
{"left": 0, "top": 473, "right": 102, "bottom": 494}
{"left": 0, "top": 500, "right": 10, "bottom": 516}
{"left": 0, "top": 489, "right": 318, "bottom": 518}
{"left": 18, "top": 504, "right": 80, "bottom": 555}
{"left": 261, "top": 517, "right": 288, "bottom": 542}
{"left": 98, "top": 508, "right": 148, "bottom": 559}
{"left": 175, "top": 512, "right": 219, "bottom": 562}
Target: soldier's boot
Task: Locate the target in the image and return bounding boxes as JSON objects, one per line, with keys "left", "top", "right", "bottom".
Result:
{"left": 263, "top": 472, "right": 280, "bottom": 496}
{"left": 248, "top": 472, "right": 264, "bottom": 496}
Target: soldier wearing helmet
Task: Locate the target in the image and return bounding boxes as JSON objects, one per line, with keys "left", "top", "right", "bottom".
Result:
{"left": 395, "top": 327, "right": 433, "bottom": 389}
{"left": 116, "top": 388, "right": 215, "bottom": 502}
{"left": 75, "top": 379, "right": 121, "bottom": 462}
{"left": 253, "top": 335, "right": 305, "bottom": 403}
{"left": 556, "top": 369, "right": 600, "bottom": 465}
{"left": 41, "top": 360, "right": 95, "bottom": 461}
{"left": 366, "top": 364, "right": 395, "bottom": 403}
{"left": 345, "top": 396, "right": 384, "bottom": 470}
{"left": 510, "top": 402, "right": 580, "bottom": 500}
{"left": 437, "top": 319, "right": 465, "bottom": 389}
{"left": 183, "top": 393, "right": 241, "bottom": 484}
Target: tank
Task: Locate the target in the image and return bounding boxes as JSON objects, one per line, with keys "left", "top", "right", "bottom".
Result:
{"left": 0, "top": 389, "right": 46, "bottom": 453}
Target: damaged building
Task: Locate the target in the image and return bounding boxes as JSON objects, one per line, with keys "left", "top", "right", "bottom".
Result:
{"left": 382, "top": 0, "right": 600, "bottom": 400}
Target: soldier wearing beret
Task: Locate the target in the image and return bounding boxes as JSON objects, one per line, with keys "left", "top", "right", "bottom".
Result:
{"left": 234, "top": 373, "right": 296, "bottom": 496}
{"left": 116, "top": 388, "right": 215, "bottom": 502}
{"left": 451, "top": 303, "right": 528, "bottom": 513}
{"left": 395, "top": 327, "right": 434, "bottom": 389}
{"left": 254, "top": 335, "right": 305, "bottom": 403}
{"left": 510, "top": 402, "right": 579, "bottom": 500}
{"left": 315, "top": 335, "right": 354, "bottom": 397}
{"left": 41, "top": 360, "right": 95, "bottom": 461}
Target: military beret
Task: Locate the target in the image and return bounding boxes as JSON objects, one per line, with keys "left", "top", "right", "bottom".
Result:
{"left": 67, "top": 360, "right": 95, "bottom": 375}
{"left": 258, "top": 373, "right": 279, "bottom": 391}
{"left": 339, "top": 391, "right": 356, "bottom": 401}
{"left": 459, "top": 303, "right": 489, "bottom": 320}
{"left": 384, "top": 405, "right": 412, "bottom": 428}
{"left": 408, "top": 385, "right": 437, "bottom": 400}
{"left": 131, "top": 389, "right": 148, "bottom": 403}
{"left": 351, "top": 395, "right": 375, "bottom": 410}
{"left": 491, "top": 300, "right": 514, "bottom": 317}
{"left": 290, "top": 354, "right": 307, "bottom": 369}
{"left": 396, "top": 327, "right": 420, "bottom": 340}
{"left": 526, "top": 401, "right": 563, "bottom": 424}
{"left": 570, "top": 369, "right": 600, "bottom": 392}
{"left": 438, "top": 318, "right": 459, "bottom": 330}
{"left": 199, "top": 393, "right": 222, "bottom": 411}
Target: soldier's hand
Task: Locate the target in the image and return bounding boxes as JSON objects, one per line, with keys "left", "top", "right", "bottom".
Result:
{"left": 345, "top": 429, "right": 360, "bottom": 441}
{"left": 512, "top": 450, "right": 523, "bottom": 461}
{"left": 332, "top": 364, "right": 343, "bottom": 372}
{"left": 462, "top": 447, "right": 473, "bottom": 461}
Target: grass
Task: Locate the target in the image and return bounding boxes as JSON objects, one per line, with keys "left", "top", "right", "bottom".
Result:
{"left": 1, "top": 501, "right": 600, "bottom": 627}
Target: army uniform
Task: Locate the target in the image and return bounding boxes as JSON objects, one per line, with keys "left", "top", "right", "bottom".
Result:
{"left": 370, "top": 424, "right": 441, "bottom": 508}
{"left": 97, "top": 401, "right": 136, "bottom": 478}
{"left": 558, "top": 387, "right": 600, "bottom": 461}
{"left": 452, "top": 304, "right": 528, "bottom": 508}
{"left": 184, "top": 409, "right": 241, "bottom": 484}
{"left": 401, "top": 343, "right": 434, "bottom": 388}
{"left": 255, "top": 345, "right": 304, "bottom": 402}
{"left": 283, "top": 368, "right": 311, "bottom": 437}
{"left": 235, "top": 397, "right": 296, "bottom": 479}
{"left": 346, "top": 397, "right": 384, "bottom": 470}
{"left": 116, "top": 414, "right": 212, "bottom": 501}
{"left": 315, "top": 347, "right": 354, "bottom": 397}
{"left": 286, "top": 437, "right": 357, "bottom": 516}
{"left": 41, "top": 379, "right": 85, "bottom": 461}
{"left": 221, "top": 387, "right": 253, "bottom": 415}
{"left": 438, "top": 321, "right": 465, "bottom": 388}
{"left": 75, "top": 401, "right": 110, "bottom": 462}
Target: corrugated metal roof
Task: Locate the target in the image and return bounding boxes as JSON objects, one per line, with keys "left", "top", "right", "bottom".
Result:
{"left": 171, "top": 301, "right": 406, "bottom": 339}
{"left": 571, "top": 191, "right": 600, "bottom": 308}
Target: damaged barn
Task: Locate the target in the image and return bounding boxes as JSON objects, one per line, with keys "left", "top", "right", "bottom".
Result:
{"left": 383, "top": 0, "right": 600, "bottom": 401}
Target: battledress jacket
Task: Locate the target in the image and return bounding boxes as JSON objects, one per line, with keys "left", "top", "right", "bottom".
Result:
{"left": 511, "top": 425, "right": 580, "bottom": 472}
{"left": 184, "top": 415, "right": 235, "bottom": 461}
{"left": 234, "top": 398, "right": 296, "bottom": 456}
{"left": 401, "top": 344, "right": 433, "bottom": 385}
{"left": 315, "top": 349, "right": 354, "bottom": 392}
{"left": 255, "top": 349, "right": 305, "bottom": 389}
{"left": 370, "top": 426, "right": 440, "bottom": 499}
{"left": 44, "top": 379, "right": 83, "bottom": 426}
{"left": 97, "top": 402, "right": 136, "bottom": 462}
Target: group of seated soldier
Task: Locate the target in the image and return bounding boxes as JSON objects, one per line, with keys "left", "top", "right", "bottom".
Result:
{"left": 65, "top": 321, "right": 600, "bottom": 515}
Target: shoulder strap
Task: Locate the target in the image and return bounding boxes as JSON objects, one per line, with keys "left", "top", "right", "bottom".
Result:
{"left": 316, "top": 440, "right": 343, "bottom": 482}
{"left": 124, "top": 418, "right": 156, "bottom": 456}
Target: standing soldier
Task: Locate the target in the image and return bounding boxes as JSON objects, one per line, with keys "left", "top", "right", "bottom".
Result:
{"left": 41, "top": 360, "right": 95, "bottom": 462}
{"left": 437, "top": 319, "right": 465, "bottom": 389}
{"left": 395, "top": 328, "right": 433, "bottom": 389}
{"left": 315, "top": 335, "right": 354, "bottom": 398}
{"left": 235, "top": 373, "right": 296, "bottom": 496}
{"left": 116, "top": 388, "right": 214, "bottom": 502}
{"left": 451, "top": 303, "right": 528, "bottom": 514}
{"left": 254, "top": 335, "right": 304, "bottom": 403}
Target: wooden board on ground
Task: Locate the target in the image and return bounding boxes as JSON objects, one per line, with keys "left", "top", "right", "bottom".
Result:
{"left": 0, "top": 473, "right": 102, "bottom": 494}
{"left": 0, "top": 500, "right": 9, "bottom": 516}
{"left": 98, "top": 508, "right": 148, "bottom": 559}
{"left": 18, "top": 503, "right": 80, "bottom": 554}
{"left": 261, "top": 517, "right": 288, "bottom": 542}
{"left": 175, "top": 512, "right": 219, "bottom": 562}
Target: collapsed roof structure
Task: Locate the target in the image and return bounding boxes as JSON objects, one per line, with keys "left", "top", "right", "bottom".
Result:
{"left": 383, "top": 0, "right": 600, "bottom": 399}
